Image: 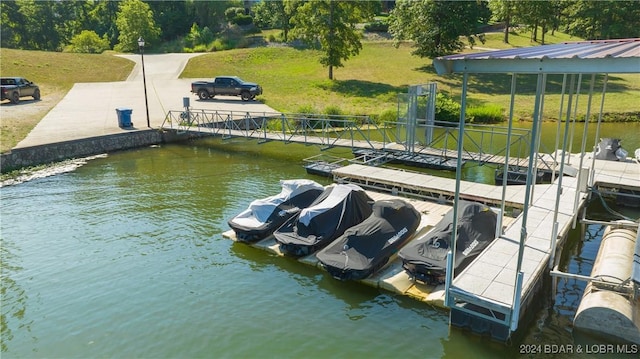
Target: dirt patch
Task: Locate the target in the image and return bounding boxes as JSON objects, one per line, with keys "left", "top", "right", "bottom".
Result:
{"left": 0, "top": 89, "right": 64, "bottom": 152}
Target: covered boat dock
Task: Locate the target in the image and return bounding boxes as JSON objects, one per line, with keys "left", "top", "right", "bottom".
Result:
{"left": 432, "top": 38, "right": 640, "bottom": 341}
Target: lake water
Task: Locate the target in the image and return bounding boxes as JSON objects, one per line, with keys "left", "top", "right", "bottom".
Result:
{"left": 2, "top": 125, "right": 639, "bottom": 358}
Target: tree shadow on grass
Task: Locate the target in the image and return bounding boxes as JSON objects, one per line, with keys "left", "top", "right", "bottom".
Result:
{"left": 317, "top": 79, "right": 406, "bottom": 98}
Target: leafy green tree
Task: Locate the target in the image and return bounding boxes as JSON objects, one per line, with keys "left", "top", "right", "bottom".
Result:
{"left": 488, "top": 0, "right": 516, "bottom": 43}
{"left": 148, "top": 1, "right": 191, "bottom": 42}
{"left": 252, "top": 0, "right": 299, "bottom": 42}
{"left": 86, "top": 0, "right": 120, "bottom": 48}
{"left": 114, "top": 0, "right": 161, "bottom": 52}
{"left": 67, "top": 30, "right": 110, "bottom": 53}
{"left": 292, "top": 0, "right": 375, "bottom": 80}
{"left": 13, "top": 0, "right": 60, "bottom": 50}
{"left": 564, "top": 0, "right": 640, "bottom": 40}
{"left": 187, "top": 0, "right": 239, "bottom": 32}
{"left": 0, "top": 1, "right": 23, "bottom": 48}
{"left": 388, "top": 0, "right": 487, "bottom": 58}
{"left": 512, "top": 0, "right": 557, "bottom": 44}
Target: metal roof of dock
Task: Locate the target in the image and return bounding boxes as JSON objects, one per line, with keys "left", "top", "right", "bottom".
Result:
{"left": 433, "top": 38, "right": 640, "bottom": 74}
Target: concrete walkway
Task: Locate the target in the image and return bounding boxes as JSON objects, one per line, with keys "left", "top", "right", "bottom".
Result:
{"left": 15, "top": 53, "right": 277, "bottom": 148}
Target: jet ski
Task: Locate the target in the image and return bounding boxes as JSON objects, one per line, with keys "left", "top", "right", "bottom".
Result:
{"left": 227, "top": 179, "right": 324, "bottom": 242}
{"left": 316, "top": 199, "right": 421, "bottom": 281}
{"left": 594, "top": 138, "right": 628, "bottom": 161}
{"left": 273, "top": 184, "right": 374, "bottom": 257}
{"left": 399, "top": 201, "right": 497, "bottom": 285}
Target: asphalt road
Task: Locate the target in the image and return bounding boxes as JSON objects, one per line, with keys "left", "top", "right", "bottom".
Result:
{"left": 15, "top": 53, "right": 276, "bottom": 148}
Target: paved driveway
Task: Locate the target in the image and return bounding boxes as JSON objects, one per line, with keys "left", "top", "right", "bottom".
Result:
{"left": 15, "top": 53, "right": 276, "bottom": 148}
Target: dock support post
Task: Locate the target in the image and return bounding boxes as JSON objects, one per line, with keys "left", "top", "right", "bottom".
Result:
{"left": 498, "top": 74, "right": 518, "bottom": 235}
{"left": 549, "top": 221, "right": 559, "bottom": 268}
{"left": 445, "top": 73, "right": 469, "bottom": 307}
{"left": 510, "top": 271, "right": 524, "bottom": 332}
{"left": 552, "top": 75, "right": 567, "bottom": 184}
{"left": 444, "top": 250, "right": 453, "bottom": 306}
{"left": 573, "top": 74, "right": 596, "bottom": 229}
{"left": 567, "top": 74, "right": 583, "bottom": 165}
{"left": 589, "top": 74, "right": 608, "bottom": 187}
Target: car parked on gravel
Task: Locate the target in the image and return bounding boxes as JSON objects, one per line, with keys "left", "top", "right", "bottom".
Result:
{"left": 191, "top": 76, "right": 262, "bottom": 101}
{"left": 1, "top": 77, "right": 41, "bottom": 104}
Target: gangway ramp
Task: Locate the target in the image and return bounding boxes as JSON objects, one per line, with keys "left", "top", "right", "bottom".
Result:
{"left": 161, "top": 109, "right": 560, "bottom": 172}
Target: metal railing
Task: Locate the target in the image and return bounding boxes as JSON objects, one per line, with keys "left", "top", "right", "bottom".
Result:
{"left": 162, "top": 108, "right": 555, "bottom": 170}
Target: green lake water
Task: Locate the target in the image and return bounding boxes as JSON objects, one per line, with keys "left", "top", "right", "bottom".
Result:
{"left": 2, "top": 120, "right": 639, "bottom": 358}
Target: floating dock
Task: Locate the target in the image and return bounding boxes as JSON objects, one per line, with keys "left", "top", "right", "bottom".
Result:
{"left": 223, "top": 151, "right": 639, "bottom": 341}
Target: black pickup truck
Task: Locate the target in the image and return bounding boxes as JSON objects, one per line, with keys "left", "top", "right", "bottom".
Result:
{"left": 191, "top": 76, "right": 262, "bottom": 101}
{"left": 1, "top": 77, "right": 41, "bottom": 104}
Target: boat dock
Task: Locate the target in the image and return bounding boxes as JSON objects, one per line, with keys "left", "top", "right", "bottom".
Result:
{"left": 222, "top": 152, "right": 638, "bottom": 340}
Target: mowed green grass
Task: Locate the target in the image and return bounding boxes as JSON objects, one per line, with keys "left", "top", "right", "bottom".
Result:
{"left": 182, "top": 36, "right": 639, "bottom": 120}
{"left": 0, "top": 48, "right": 133, "bottom": 93}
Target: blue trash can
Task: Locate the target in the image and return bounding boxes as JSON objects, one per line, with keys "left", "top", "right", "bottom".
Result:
{"left": 116, "top": 108, "right": 133, "bottom": 128}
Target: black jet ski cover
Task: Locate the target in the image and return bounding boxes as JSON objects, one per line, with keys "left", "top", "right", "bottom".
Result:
{"left": 273, "top": 184, "right": 374, "bottom": 257}
{"left": 594, "top": 138, "right": 627, "bottom": 161}
{"left": 228, "top": 179, "right": 324, "bottom": 242}
{"left": 398, "top": 201, "right": 497, "bottom": 285}
{"left": 316, "top": 199, "right": 421, "bottom": 281}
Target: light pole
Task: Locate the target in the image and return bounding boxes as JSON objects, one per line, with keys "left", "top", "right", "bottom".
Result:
{"left": 138, "top": 36, "right": 150, "bottom": 128}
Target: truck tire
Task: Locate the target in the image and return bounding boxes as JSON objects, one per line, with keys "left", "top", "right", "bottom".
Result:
{"left": 10, "top": 92, "right": 19, "bottom": 104}
{"left": 33, "top": 89, "right": 41, "bottom": 100}
{"left": 198, "top": 89, "right": 210, "bottom": 100}
{"left": 241, "top": 91, "right": 251, "bottom": 101}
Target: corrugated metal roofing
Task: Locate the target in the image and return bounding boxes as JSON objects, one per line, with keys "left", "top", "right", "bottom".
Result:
{"left": 433, "top": 38, "right": 640, "bottom": 74}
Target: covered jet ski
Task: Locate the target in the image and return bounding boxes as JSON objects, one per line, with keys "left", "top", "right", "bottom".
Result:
{"left": 273, "top": 184, "right": 374, "bottom": 257}
{"left": 227, "top": 179, "right": 324, "bottom": 242}
{"left": 316, "top": 199, "right": 421, "bottom": 281}
{"left": 594, "top": 138, "right": 627, "bottom": 161}
{"left": 399, "top": 201, "right": 497, "bottom": 285}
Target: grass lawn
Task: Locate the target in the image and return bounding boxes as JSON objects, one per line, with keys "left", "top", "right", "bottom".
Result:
{"left": 183, "top": 32, "right": 639, "bottom": 121}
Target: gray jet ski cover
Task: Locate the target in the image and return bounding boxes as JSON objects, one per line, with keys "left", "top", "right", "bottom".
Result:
{"left": 228, "top": 179, "right": 324, "bottom": 242}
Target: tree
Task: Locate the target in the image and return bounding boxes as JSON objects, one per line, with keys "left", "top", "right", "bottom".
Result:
{"left": 388, "top": 0, "right": 487, "bottom": 58}
{"left": 292, "top": 0, "right": 375, "bottom": 80}
{"left": 114, "top": 0, "right": 161, "bottom": 53}
{"left": 512, "top": 0, "right": 557, "bottom": 44}
{"left": 565, "top": 0, "right": 640, "bottom": 40}
{"left": 488, "top": 0, "right": 516, "bottom": 43}
{"left": 252, "top": 0, "right": 299, "bottom": 42}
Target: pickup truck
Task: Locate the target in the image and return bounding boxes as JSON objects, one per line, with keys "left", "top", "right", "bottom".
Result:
{"left": 191, "top": 76, "right": 262, "bottom": 101}
{"left": 1, "top": 77, "right": 41, "bottom": 104}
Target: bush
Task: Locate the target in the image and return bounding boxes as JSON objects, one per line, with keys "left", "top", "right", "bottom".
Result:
{"left": 66, "top": 30, "right": 110, "bottom": 53}
{"left": 467, "top": 104, "right": 504, "bottom": 123}
{"left": 209, "top": 38, "right": 231, "bottom": 51}
{"left": 435, "top": 93, "right": 461, "bottom": 123}
{"left": 364, "top": 20, "right": 389, "bottom": 33}
{"left": 377, "top": 109, "right": 397, "bottom": 124}
{"left": 324, "top": 105, "right": 343, "bottom": 116}
{"left": 233, "top": 14, "right": 253, "bottom": 26}
{"left": 296, "top": 104, "right": 318, "bottom": 114}
{"left": 193, "top": 44, "right": 208, "bottom": 53}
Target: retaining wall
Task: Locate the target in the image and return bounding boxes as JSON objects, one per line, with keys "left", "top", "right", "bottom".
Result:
{"left": 0, "top": 129, "right": 198, "bottom": 173}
